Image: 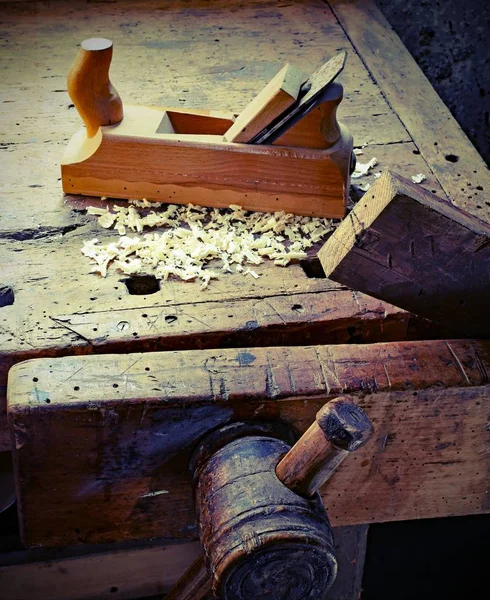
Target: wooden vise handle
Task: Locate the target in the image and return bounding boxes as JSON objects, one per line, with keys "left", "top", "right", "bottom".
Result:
{"left": 276, "top": 396, "right": 374, "bottom": 497}
{"left": 165, "top": 397, "right": 373, "bottom": 600}
{"left": 67, "top": 38, "right": 123, "bottom": 138}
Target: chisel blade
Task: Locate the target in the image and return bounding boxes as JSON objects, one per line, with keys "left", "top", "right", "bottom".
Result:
{"left": 251, "top": 51, "right": 347, "bottom": 145}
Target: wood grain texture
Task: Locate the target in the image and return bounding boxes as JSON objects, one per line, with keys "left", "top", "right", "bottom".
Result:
{"left": 223, "top": 63, "right": 303, "bottom": 143}
{"left": 0, "top": 540, "right": 202, "bottom": 600}
{"left": 319, "top": 171, "right": 490, "bottom": 337}
{"left": 61, "top": 109, "right": 350, "bottom": 216}
{"left": 0, "top": 0, "right": 482, "bottom": 453}
{"left": 8, "top": 339, "right": 490, "bottom": 547}
{"left": 0, "top": 526, "right": 367, "bottom": 600}
{"left": 329, "top": 0, "right": 490, "bottom": 223}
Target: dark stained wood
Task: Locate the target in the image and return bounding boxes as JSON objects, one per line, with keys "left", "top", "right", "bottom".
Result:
{"left": 164, "top": 555, "right": 211, "bottom": 600}
{"left": 327, "top": 525, "right": 369, "bottom": 600}
{"left": 7, "top": 339, "right": 490, "bottom": 548}
{"left": 0, "top": 539, "right": 202, "bottom": 600}
{"left": 319, "top": 171, "right": 490, "bottom": 337}
{"left": 0, "top": 526, "right": 367, "bottom": 600}
{"left": 276, "top": 397, "right": 373, "bottom": 497}
{"left": 193, "top": 430, "right": 336, "bottom": 599}
{"left": 167, "top": 409, "right": 370, "bottom": 599}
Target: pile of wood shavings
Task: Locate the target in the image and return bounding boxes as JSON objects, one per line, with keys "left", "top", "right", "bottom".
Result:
{"left": 81, "top": 200, "right": 335, "bottom": 289}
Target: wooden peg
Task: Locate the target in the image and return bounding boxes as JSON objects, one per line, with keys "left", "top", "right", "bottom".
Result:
{"left": 276, "top": 397, "right": 374, "bottom": 497}
{"left": 67, "top": 38, "right": 123, "bottom": 138}
{"left": 223, "top": 63, "right": 303, "bottom": 143}
{"left": 165, "top": 401, "right": 372, "bottom": 599}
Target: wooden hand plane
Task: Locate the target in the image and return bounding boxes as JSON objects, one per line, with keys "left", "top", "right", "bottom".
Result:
{"left": 61, "top": 38, "right": 354, "bottom": 218}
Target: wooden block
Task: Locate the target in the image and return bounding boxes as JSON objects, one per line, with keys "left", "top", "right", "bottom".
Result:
{"left": 319, "top": 170, "right": 490, "bottom": 336}
{"left": 8, "top": 339, "right": 490, "bottom": 547}
{"left": 223, "top": 63, "right": 303, "bottom": 143}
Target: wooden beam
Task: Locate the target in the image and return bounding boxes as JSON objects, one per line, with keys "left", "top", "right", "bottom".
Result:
{"left": 223, "top": 63, "right": 303, "bottom": 143}
{"left": 0, "top": 540, "right": 202, "bottom": 600}
{"left": 328, "top": 0, "right": 490, "bottom": 223}
{"left": 318, "top": 170, "right": 490, "bottom": 337}
{"left": 7, "top": 339, "right": 490, "bottom": 547}
{"left": 0, "top": 526, "right": 367, "bottom": 600}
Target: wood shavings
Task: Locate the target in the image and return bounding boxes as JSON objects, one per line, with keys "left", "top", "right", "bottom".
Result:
{"left": 352, "top": 157, "right": 378, "bottom": 178}
{"left": 353, "top": 148, "right": 363, "bottom": 156}
{"left": 354, "top": 182, "right": 371, "bottom": 192}
{"left": 82, "top": 203, "right": 335, "bottom": 288}
{"left": 411, "top": 173, "right": 427, "bottom": 184}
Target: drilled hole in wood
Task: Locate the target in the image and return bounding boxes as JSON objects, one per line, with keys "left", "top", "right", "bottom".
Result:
{"left": 445, "top": 154, "right": 459, "bottom": 163}
{"left": 299, "top": 257, "right": 326, "bottom": 278}
{"left": 165, "top": 315, "right": 178, "bottom": 324}
{"left": 0, "top": 285, "right": 14, "bottom": 307}
{"left": 122, "top": 275, "right": 160, "bottom": 295}
{"left": 292, "top": 304, "right": 305, "bottom": 313}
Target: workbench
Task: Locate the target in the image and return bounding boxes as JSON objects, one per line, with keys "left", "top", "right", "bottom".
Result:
{"left": 0, "top": 1, "right": 489, "bottom": 598}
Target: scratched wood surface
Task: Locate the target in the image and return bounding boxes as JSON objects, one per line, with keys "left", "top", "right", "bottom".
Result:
{"left": 0, "top": 0, "right": 469, "bottom": 452}
{"left": 8, "top": 339, "right": 490, "bottom": 547}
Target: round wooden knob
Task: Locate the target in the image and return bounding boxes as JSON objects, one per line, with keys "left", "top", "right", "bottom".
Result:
{"left": 166, "top": 400, "right": 374, "bottom": 600}
{"left": 67, "top": 38, "right": 123, "bottom": 138}
{"left": 191, "top": 422, "right": 337, "bottom": 600}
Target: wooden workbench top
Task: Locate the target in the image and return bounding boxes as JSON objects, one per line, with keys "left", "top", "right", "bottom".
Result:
{"left": 1, "top": 0, "right": 489, "bottom": 453}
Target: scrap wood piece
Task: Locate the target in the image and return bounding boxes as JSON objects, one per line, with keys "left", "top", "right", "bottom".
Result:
{"left": 319, "top": 170, "right": 490, "bottom": 337}
{"left": 223, "top": 63, "right": 304, "bottom": 143}
{"left": 8, "top": 338, "right": 490, "bottom": 548}
{"left": 251, "top": 52, "right": 347, "bottom": 144}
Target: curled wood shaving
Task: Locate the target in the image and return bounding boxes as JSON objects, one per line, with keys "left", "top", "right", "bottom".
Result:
{"left": 82, "top": 202, "right": 334, "bottom": 288}
{"left": 351, "top": 157, "right": 378, "bottom": 178}
{"left": 411, "top": 173, "right": 427, "bottom": 184}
